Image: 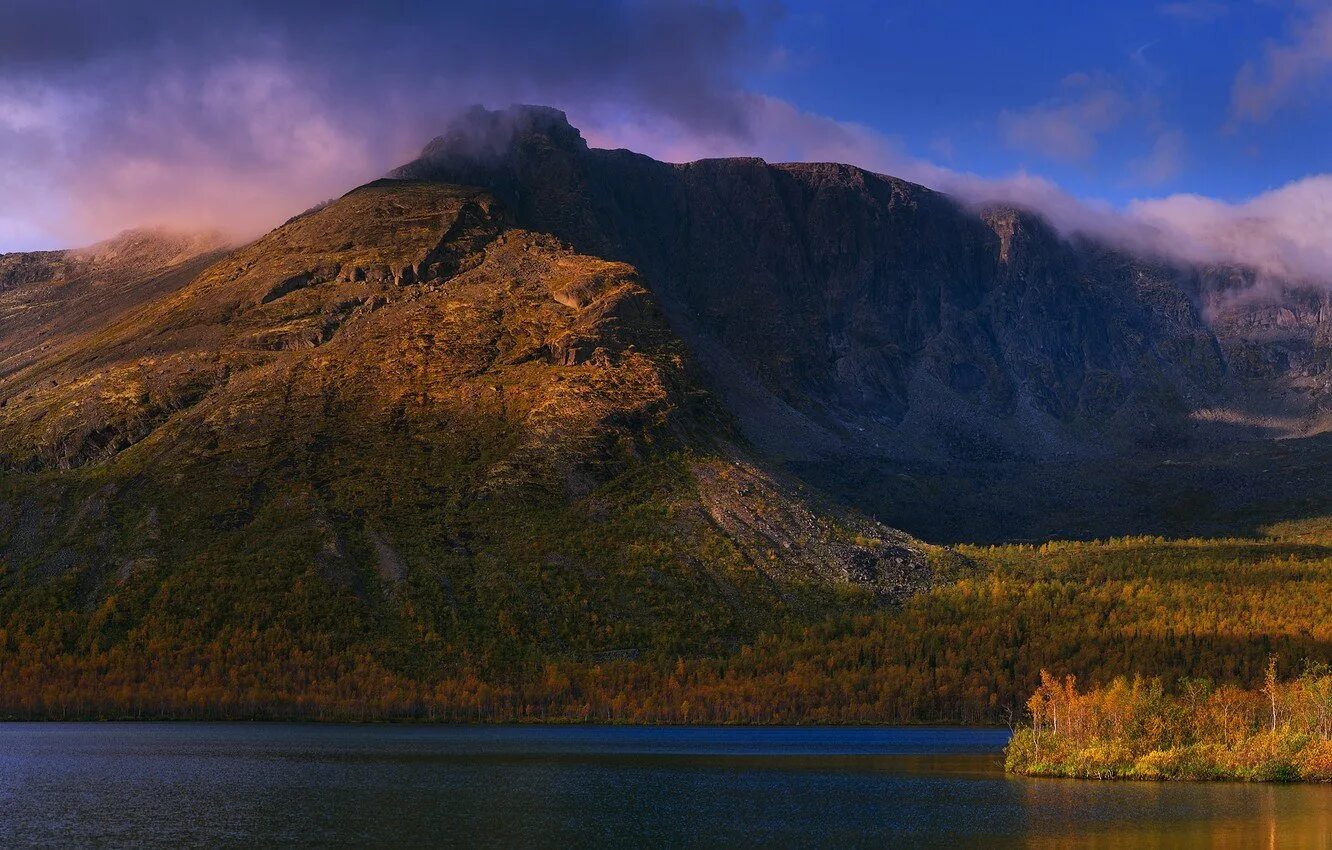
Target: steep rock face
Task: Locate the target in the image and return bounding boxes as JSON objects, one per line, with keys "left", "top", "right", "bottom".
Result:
{"left": 1186, "top": 269, "right": 1332, "bottom": 433}
{"left": 394, "top": 106, "right": 1231, "bottom": 461}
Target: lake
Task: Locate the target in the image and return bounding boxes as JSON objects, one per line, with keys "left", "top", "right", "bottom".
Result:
{"left": 2, "top": 724, "right": 1331, "bottom": 847}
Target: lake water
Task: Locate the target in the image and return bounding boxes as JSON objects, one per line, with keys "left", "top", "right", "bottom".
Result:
{"left": 2, "top": 724, "right": 1331, "bottom": 848}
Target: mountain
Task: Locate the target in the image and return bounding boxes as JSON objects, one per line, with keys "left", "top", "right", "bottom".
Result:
{"left": 392, "top": 107, "right": 1332, "bottom": 456}
{"left": 0, "top": 171, "right": 929, "bottom": 717}
{"left": 390, "top": 106, "right": 1332, "bottom": 540}
{"left": 393, "top": 107, "right": 1227, "bottom": 461}
{"left": 2, "top": 104, "right": 1331, "bottom": 719}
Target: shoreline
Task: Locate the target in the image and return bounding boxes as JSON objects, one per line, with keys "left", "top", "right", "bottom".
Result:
{"left": 1006, "top": 765, "right": 1332, "bottom": 784}
{"left": 0, "top": 716, "right": 1013, "bottom": 729}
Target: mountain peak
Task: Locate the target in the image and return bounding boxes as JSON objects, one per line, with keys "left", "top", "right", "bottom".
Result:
{"left": 393, "top": 104, "right": 586, "bottom": 179}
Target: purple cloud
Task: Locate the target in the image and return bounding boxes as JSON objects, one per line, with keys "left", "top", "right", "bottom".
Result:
{"left": 998, "top": 74, "right": 1131, "bottom": 162}
{"left": 0, "top": 0, "right": 773, "bottom": 248}
{"left": 4, "top": 0, "right": 1332, "bottom": 294}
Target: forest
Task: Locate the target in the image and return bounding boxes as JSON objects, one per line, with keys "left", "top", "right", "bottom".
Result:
{"left": 5, "top": 520, "right": 1332, "bottom": 722}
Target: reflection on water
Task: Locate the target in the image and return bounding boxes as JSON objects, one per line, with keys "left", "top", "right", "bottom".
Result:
{"left": 1020, "top": 775, "right": 1332, "bottom": 850}
{"left": 0, "top": 724, "right": 1330, "bottom": 848}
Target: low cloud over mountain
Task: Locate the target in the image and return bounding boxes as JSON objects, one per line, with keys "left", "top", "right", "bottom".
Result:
{"left": 5, "top": 0, "right": 1332, "bottom": 291}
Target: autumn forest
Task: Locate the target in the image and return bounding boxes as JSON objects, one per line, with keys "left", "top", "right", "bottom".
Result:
{"left": 7, "top": 524, "right": 1332, "bottom": 724}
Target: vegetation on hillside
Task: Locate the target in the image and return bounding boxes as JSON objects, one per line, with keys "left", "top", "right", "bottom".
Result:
{"left": 1006, "top": 660, "right": 1332, "bottom": 781}
{"left": 0, "top": 180, "right": 927, "bottom": 721}
{"left": 6, "top": 521, "right": 1332, "bottom": 722}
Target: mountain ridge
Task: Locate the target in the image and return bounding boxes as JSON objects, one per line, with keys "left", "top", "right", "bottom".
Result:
{"left": 394, "top": 106, "right": 1302, "bottom": 459}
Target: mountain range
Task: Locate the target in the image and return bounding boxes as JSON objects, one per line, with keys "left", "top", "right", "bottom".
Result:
{"left": 3, "top": 105, "right": 1331, "bottom": 718}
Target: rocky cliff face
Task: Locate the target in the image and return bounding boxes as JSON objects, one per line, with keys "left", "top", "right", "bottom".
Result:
{"left": 393, "top": 106, "right": 1260, "bottom": 462}
{"left": 1187, "top": 269, "right": 1332, "bottom": 434}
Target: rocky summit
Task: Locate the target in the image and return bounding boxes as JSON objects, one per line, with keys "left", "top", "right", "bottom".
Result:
{"left": 3, "top": 104, "right": 1332, "bottom": 718}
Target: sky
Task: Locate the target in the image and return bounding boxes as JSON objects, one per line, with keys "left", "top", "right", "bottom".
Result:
{"left": 3, "top": 0, "right": 1332, "bottom": 280}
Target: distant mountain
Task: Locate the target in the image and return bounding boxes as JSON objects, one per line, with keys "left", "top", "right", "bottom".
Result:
{"left": 0, "top": 229, "right": 230, "bottom": 389}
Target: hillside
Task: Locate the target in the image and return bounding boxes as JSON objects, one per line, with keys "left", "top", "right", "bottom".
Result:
{"left": 0, "top": 229, "right": 230, "bottom": 391}
{"left": 3, "top": 105, "right": 1332, "bottom": 720}
{"left": 0, "top": 174, "right": 929, "bottom": 718}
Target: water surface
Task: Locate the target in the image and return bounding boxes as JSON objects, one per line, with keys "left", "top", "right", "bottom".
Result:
{"left": 1, "top": 724, "right": 1330, "bottom": 847}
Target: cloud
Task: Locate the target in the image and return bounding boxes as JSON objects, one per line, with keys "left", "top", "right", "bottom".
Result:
{"left": 929, "top": 137, "right": 957, "bottom": 163}
{"left": 927, "top": 160, "right": 1332, "bottom": 289}
{"left": 1230, "top": 5, "right": 1332, "bottom": 126}
{"left": 4, "top": 0, "right": 1332, "bottom": 295}
{"left": 997, "top": 74, "right": 1131, "bottom": 162}
{"left": 993, "top": 71, "right": 1186, "bottom": 189}
{"left": 0, "top": 0, "right": 773, "bottom": 248}
{"left": 1130, "top": 175, "right": 1332, "bottom": 281}
{"left": 1129, "top": 129, "right": 1187, "bottom": 186}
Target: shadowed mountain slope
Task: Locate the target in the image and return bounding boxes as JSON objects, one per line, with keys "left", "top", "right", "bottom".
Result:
{"left": 397, "top": 106, "right": 1332, "bottom": 463}
{"left": 0, "top": 179, "right": 928, "bottom": 702}
{"left": 390, "top": 105, "right": 1332, "bottom": 542}
{"left": 393, "top": 108, "right": 1225, "bottom": 462}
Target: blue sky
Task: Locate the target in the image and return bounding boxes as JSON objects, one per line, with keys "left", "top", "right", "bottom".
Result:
{"left": 749, "top": 0, "right": 1318, "bottom": 205}
{"left": 3, "top": 0, "right": 1332, "bottom": 274}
